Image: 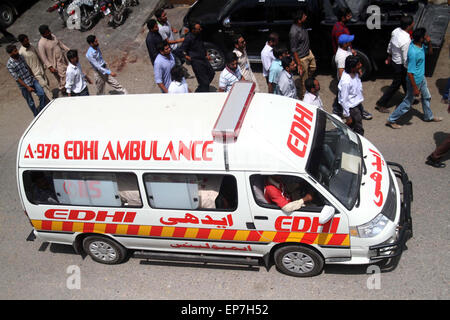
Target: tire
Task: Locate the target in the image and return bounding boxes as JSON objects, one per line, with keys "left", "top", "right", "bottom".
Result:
{"left": 0, "top": 4, "right": 15, "bottom": 27}
{"left": 82, "top": 236, "right": 127, "bottom": 265}
{"left": 274, "top": 245, "right": 324, "bottom": 277}
{"left": 79, "top": 6, "right": 95, "bottom": 32}
{"left": 204, "top": 42, "right": 225, "bottom": 71}
{"left": 355, "top": 49, "right": 372, "bottom": 81}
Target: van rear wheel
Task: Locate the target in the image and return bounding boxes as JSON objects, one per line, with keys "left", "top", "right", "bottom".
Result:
{"left": 82, "top": 236, "right": 127, "bottom": 264}
{"left": 274, "top": 245, "right": 324, "bottom": 277}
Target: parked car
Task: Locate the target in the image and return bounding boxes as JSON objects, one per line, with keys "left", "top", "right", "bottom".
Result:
{"left": 181, "top": 0, "right": 449, "bottom": 79}
{"left": 0, "top": 0, "right": 38, "bottom": 27}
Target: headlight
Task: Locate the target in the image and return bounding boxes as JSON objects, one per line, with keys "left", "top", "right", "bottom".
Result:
{"left": 350, "top": 213, "right": 389, "bottom": 238}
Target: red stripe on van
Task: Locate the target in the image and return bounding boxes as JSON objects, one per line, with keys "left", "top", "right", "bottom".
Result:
{"left": 196, "top": 228, "right": 211, "bottom": 239}
{"left": 127, "top": 225, "right": 140, "bottom": 235}
{"left": 41, "top": 220, "right": 52, "bottom": 230}
{"left": 247, "top": 230, "right": 261, "bottom": 242}
{"left": 301, "top": 233, "right": 318, "bottom": 244}
{"left": 172, "top": 227, "right": 187, "bottom": 238}
{"left": 83, "top": 223, "right": 95, "bottom": 233}
{"left": 221, "top": 229, "right": 237, "bottom": 241}
{"left": 62, "top": 221, "right": 74, "bottom": 232}
{"left": 327, "top": 233, "right": 348, "bottom": 246}
{"left": 273, "top": 232, "right": 290, "bottom": 243}
{"left": 150, "top": 226, "right": 163, "bottom": 237}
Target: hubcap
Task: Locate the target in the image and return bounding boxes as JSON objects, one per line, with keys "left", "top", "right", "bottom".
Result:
{"left": 282, "top": 252, "right": 315, "bottom": 274}
{"left": 207, "top": 49, "right": 223, "bottom": 69}
{"left": 89, "top": 241, "right": 117, "bottom": 262}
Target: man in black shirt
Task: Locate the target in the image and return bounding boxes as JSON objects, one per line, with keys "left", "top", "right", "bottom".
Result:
{"left": 180, "top": 22, "right": 214, "bottom": 92}
{"left": 146, "top": 19, "right": 164, "bottom": 65}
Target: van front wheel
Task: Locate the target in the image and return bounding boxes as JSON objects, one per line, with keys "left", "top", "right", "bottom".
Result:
{"left": 82, "top": 236, "right": 127, "bottom": 264}
{"left": 274, "top": 245, "right": 324, "bottom": 277}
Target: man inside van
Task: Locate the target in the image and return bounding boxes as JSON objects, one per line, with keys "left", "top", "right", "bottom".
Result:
{"left": 264, "top": 176, "right": 313, "bottom": 214}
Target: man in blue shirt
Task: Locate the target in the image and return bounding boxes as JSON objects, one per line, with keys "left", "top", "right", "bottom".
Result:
{"left": 387, "top": 28, "right": 442, "bottom": 128}
{"left": 154, "top": 42, "right": 175, "bottom": 93}
{"left": 86, "top": 35, "right": 128, "bottom": 95}
{"left": 268, "top": 45, "right": 289, "bottom": 94}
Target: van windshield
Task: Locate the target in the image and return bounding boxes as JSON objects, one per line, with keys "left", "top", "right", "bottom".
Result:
{"left": 306, "top": 110, "right": 362, "bottom": 210}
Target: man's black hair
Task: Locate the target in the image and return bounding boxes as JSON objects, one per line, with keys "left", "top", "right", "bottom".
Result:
{"left": 412, "top": 27, "right": 426, "bottom": 43}
{"left": 154, "top": 8, "right": 164, "bottom": 19}
{"left": 344, "top": 55, "right": 360, "bottom": 74}
{"left": 86, "top": 34, "right": 96, "bottom": 45}
{"left": 17, "top": 34, "right": 28, "bottom": 43}
{"left": 146, "top": 19, "right": 157, "bottom": 30}
{"left": 336, "top": 7, "right": 352, "bottom": 22}
{"left": 225, "top": 52, "right": 238, "bottom": 64}
{"left": 400, "top": 14, "right": 413, "bottom": 30}
{"left": 273, "top": 45, "right": 288, "bottom": 59}
{"left": 305, "top": 77, "right": 316, "bottom": 93}
{"left": 67, "top": 49, "right": 78, "bottom": 61}
{"left": 281, "top": 55, "right": 293, "bottom": 70}
{"left": 170, "top": 65, "right": 184, "bottom": 83}
{"left": 5, "top": 44, "right": 16, "bottom": 54}
{"left": 38, "top": 24, "right": 50, "bottom": 35}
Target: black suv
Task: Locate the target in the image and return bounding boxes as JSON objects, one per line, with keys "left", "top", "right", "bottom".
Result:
{"left": 182, "top": 0, "right": 448, "bottom": 79}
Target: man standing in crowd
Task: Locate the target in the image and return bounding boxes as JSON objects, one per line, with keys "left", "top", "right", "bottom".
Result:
{"left": 232, "top": 34, "right": 258, "bottom": 91}
{"left": 18, "top": 34, "right": 52, "bottom": 100}
{"left": 278, "top": 56, "right": 297, "bottom": 99}
{"left": 338, "top": 55, "right": 365, "bottom": 136}
{"left": 386, "top": 28, "right": 442, "bottom": 129}
{"left": 334, "top": 34, "right": 372, "bottom": 120}
{"left": 37, "top": 25, "right": 70, "bottom": 96}
{"left": 290, "top": 9, "right": 316, "bottom": 99}
{"left": 181, "top": 22, "right": 214, "bottom": 92}
{"left": 145, "top": 19, "right": 164, "bottom": 65}
{"left": 218, "top": 52, "right": 242, "bottom": 92}
{"left": 6, "top": 44, "right": 46, "bottom": 117}
{"left": 261, "top": 32, "right": 279, "bottom": 89}
{"left": 65, "top": 49, "right": 92, "bottom": 96}
{"left": 86, "top": 35, "right": 128, "bottom": 95}
{"left": 268, "top": 45, "right": 289, "bottom": 94}
{"left": 154, "top": 42, "right": 176, "bottom": 93}
{"left": 331, "top": 7, "right": 353, "bottom": 54}
{"left": 155, "top": 8, "right": 184, "bottom": 54}
{"left": 303, "top": 77, "right": 324, "bottom": 110}
{"left": 376, "top": 15, "right": 414, "bottom": 113}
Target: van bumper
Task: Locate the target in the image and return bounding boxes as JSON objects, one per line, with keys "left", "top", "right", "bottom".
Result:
{"left": 368, "top": 162, "right": 413, "bottom": 261}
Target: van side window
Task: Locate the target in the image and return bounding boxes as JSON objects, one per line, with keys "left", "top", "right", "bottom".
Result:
{"left": 229, "top": 0, "right": 267, "bottom": 23}
{"left": 250, "top": 174, "right": 325, "bottom": 210}
{"left": 143, "top": 173, "right": 237, "bottom": 211}
{"left": 23, "top": 171, "right": 142, "bottom": 207}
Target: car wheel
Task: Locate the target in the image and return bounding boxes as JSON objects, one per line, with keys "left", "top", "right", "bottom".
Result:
{"left": 204, "top": 42, "right": 225, "bottom": 71}
{"left": 0, "top": 4, "right": 15, "bottom": 27}
{"left": 274, "top": 245, "right": 324, "bottom": 277}
{"left": 82, "top": 236, "right": 127, "bottom": 264}
{"left": 355, "top": 49, "right": 372, "bottom": 81}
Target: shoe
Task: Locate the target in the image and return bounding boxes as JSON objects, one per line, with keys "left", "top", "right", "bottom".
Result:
{"left": 375, "top": 106, "right": 389, "bottom": 113}
{"left": 386, "top": 121, "right": 402, "bottom": 129}
{"left": 362, "top": 110, "right": 373, "bottom": 120}
{"left": 425, "top": 156, "right": 446, "bottom": 168}
{"left": 424, "top": 117, "right": 443, "bottom": 122}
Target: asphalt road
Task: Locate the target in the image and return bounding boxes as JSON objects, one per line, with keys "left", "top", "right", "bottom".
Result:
{"left": 0, "top": 1, "right": 448, "bottom": 301}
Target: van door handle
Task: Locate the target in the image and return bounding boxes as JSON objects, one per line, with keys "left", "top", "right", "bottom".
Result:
{"left": 254, "top": 216, "right": 268, "bottom": 220}
{"left": 258, "top": 28, "right": 269, "bottom": 32}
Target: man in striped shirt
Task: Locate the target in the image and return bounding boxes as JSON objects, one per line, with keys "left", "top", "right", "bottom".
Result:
{"left": 6, "top": 44, "right": 46, "bottom": 117}
{"left": 218, "top": 52, "right": 242, "bottom": 92}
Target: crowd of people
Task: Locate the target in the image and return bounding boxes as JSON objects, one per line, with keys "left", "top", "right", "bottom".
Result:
{"left": 4, "top": 6, "right": 449, "bottom": 168}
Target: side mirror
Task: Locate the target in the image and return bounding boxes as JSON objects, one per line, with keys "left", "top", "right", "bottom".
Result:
{"left": 319, "top": 205, "right": 335, "bottom": 224}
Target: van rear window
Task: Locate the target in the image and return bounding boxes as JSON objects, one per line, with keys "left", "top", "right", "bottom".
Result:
{"left": 23, "top": 171, "right": 142, "bottom": 208}
{"left": 143, "top": 173, "right": 237, "bottom": 211}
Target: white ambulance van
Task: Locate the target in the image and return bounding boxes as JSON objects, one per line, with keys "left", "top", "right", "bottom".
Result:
{"left": 17, "top": 82, "right": 412, "bottom": 277}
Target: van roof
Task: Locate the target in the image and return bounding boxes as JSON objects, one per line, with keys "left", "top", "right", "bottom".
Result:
{"left": 18, "top": 92, "right": 318, "bottom": 173}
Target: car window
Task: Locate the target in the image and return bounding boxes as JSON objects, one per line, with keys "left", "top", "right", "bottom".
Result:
{"left": 143, "top": 173, "right": 238, "bottom": 211}
{"left": 229, "top": 0, "right": 267, "bottom": 22}
{"left": 23, "top": 171, "right": 142, "bottom": 207}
